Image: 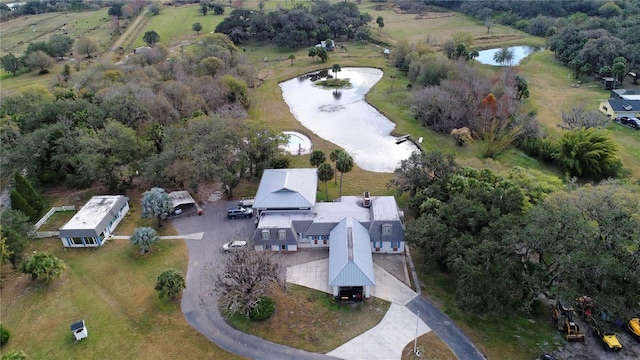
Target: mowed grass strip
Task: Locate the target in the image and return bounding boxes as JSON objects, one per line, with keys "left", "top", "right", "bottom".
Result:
{"left": 227, "top": 284, "right": 390, "bottom": 353}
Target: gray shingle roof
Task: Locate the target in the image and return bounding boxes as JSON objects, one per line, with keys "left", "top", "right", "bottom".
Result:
{"left": 328, "top": 217, "right": 375, "bottom": 287}
{"left": 607, "top": 100, "right": 640, "bottom": 112}
{"left": 253, "top": 169, "right": 317, "bottom": 210}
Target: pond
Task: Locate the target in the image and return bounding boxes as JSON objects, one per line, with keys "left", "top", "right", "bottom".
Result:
{"left": 279, "top": 67, "right": 417, "bottom": 173}
{"left": 475, "top": 45, "right": 544, "bottom": 66}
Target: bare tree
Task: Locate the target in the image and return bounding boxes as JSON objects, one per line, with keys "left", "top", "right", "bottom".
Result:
{"left": 559, "top": 107, "right": 610, "bottom": 130}
{"left": 216, "top": 247, "right": 286, "bottom": 318}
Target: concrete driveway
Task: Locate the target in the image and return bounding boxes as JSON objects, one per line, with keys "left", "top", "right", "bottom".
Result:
{"left": 172, "top": 197, "right": 484, "bottom": 360}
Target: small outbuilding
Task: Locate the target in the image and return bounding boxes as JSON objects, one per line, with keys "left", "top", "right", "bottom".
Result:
{"left": 70, "top": 320, "right": 88, "bottom": 341}
{"left": 59, "top": 195, "right": 129, "bottom": 248}
{"left": 168, "top": 190, "right": 202, "bottom": 215}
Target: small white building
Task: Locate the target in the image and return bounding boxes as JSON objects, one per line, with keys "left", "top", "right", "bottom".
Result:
{"left": 70, "top": 320, "right": 88, "bottom": 341}
{"left": 59, "top": 195, "right": 129, "bottom": 248}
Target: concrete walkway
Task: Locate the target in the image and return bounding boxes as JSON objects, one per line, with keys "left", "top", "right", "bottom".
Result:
{"left": 110, "top": 232, "right": 204, "bottom": 241}
{"left": 287, "top": 259, "right": 485, "bottom": 360}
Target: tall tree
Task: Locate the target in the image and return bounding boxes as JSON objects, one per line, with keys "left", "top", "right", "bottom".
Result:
{"left": 1, "top": 53, "right": 21, "bottom": 76}
{"left": 143, "top": 30, "right": 160, "bottom": 46}
{"left": 309, "top": 150, "right": 326, "bottom": 167}
{"left": 192, "top": 22, "right": 203, "bottom": 34}
{"left": 13, "top": 171, "right": 44, "bottom": 214}
{"left": 155, "top": 268, "right": 186, "bottom": 300}
{"left": 317, "top": 163, "right": 334, "bottom": 201}
{"left": 335, "top": 151, "right": 353, "bottom": 197}
{"left": 329, "top": 149, "right": 344, "bottom": 185}
{"left": 332, "top": 63, "right": 342, "bottom": 79}
{"left": 216, "top": 246, "right": 286, "bottom": 318}
{"left": 24, "top": 50, "right": 54, "bottom": 74}
{"left": 47, "top": 34, "right": 74, "bottom": 60}
{"left": 19, "top": 252, "right": 66, "bottom": 284}
{"left": 376, "top": 16, "right": 384, "bottom": 34}
{"left": 243, "top": 121, "right": 288, "bottom": 177}
{"left": 74, "top": 37, "right": 99, "bottom": 58}
{"left": 141, "top": 187, "right": 173, "bottom": 227}
{"left": 130, "top": 227, "right": 158, "bottom": 254}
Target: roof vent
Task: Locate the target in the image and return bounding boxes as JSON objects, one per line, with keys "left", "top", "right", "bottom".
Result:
{"left": 623, "top": 105, "right": 633, "bottom": 111}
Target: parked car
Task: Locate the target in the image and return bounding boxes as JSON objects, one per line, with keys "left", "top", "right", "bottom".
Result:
{"left": 238, "top": 197, "right": 254, "bottom": 207}
{"left": 536, "top": 355, "right": 557, "bottom": 360}
{"left": 222, "top": 240, "right": 247, "bottom": 252}
{"left": 227, "top": 206, "right": 253, "bottom": 219}
{"left": 617, "top": 116, "right": 640, "bottom": 129}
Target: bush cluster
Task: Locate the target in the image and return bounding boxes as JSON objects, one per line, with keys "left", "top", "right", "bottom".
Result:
{"left": 249, "top": 296, "right": 275, "bottom": 321}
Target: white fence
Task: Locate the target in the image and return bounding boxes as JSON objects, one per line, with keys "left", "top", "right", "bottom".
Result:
{"left": 32, "top": 206, "right": 76, "bottom": 238}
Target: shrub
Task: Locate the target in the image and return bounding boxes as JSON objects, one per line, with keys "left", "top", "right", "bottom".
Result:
{"left": 249, "top": 296, "right": 275, "bottom": 321}
{"left": 0, "top": 324, "right": 10, "bottom": 346}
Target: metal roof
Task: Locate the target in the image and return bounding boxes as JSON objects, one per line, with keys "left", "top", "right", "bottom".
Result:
{"left": 59, "top": 195, "right": 128, "bottom": 238}
{"left": 168, "top": 190, "right": 196, "bottom": 208}
{"left": 371, "top": 196, "right": 402, "bottom": 221}
{"left": 607, "top": 100, "right": 640, "bottom": 112}
{"left": 253, "top": 169, "right": 317, "bottom": 210}
{"left": 328, "top": 217, "right": 375, "bottom": 287}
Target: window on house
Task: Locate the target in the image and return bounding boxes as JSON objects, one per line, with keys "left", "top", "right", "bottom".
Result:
{"left": 278, "top": 230, "right": 286, "bottom": 240}
{"left": 382, "top": 224, "right": 392, "bottom": 235}
{"left": 280, "top": 245, "right": 287, "bottom": 251}
{"left": 261, "top": 230, "right": 270, "bottom": 240}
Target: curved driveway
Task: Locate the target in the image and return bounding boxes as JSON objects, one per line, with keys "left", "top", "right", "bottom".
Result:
{"left": 173, "top": 199, "right": 484, "bottom": 360}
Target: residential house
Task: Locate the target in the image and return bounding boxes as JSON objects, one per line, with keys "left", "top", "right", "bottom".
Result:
{"left": 599, "top": 99, "right": 640, "bottom": 119}
{"left": 251, "top": 168, "right": 405, "bottom": 299}
{"left": 610, "top": 89, "right": 640, "bottom": 101}
{"left": 59, "top": 195, "right": 129, "bottom": 248}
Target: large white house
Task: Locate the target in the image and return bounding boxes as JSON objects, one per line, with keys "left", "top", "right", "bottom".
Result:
{"left": 251, "top": 168, "right": 405, "bottom": 299}
{"left": 59, "top": 195, "right": 129, "bottom": 248}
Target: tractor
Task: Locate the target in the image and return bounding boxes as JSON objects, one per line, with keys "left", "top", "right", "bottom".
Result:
{"left": 592, "top": 319, "right": 622, "bottom": 351}
{"left": 627, "top": 318, "right": 640, "bottom": 342}
{"left": 552, "top": 300, "right": 585, "bottom": 342}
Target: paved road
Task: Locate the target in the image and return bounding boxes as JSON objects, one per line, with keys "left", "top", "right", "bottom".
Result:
{"left": 173, "top": 198, "right": 484, "bottom": 360}
{"left": 405, "top": 297, "right": 485, "bottom": 360}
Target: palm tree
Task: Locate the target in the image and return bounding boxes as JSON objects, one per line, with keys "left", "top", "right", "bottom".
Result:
{"left": 329, "top": 149, "right": 345, "bottom": 184}
{"left": 335, "top": 151, "right": 354, "bottom": 197}
{"left": 317, "top": 163, "right": 334, "bottom": 201}
{"left": 332, "top": 63, "right": 342, "bottom": 79}
{"left": 493, "top": 47, "right": 514, "bottom": 66}
{"left": 141, "top": 187, "right": 173, "bottom": 227}
{"left": 130, "top": 227, "right": 159, "bottom": 254}
{"left": 309, "top": 150, "right": 326, "bottom": 167}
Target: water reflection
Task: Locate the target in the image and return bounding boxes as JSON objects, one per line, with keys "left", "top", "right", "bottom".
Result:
{"left": 280, "top": 67, "right": 417, "bottom": 173}
{"left": 475, "top": 45, "right": 544, "bottom": 66}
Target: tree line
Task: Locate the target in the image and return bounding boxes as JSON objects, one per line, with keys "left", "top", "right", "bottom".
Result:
{"left": 393, "top": 151, "right": 640, "bottom": 317}
{"left": 214, "top": 1, "right": 372, "bottom": 46}
{"left": 423, "top": 0, "right": 640, "bottom": 83}
{"left": 0, "top": 33, "right": 286, "bottom": 197}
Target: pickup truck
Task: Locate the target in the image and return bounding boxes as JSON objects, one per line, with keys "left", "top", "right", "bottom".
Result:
{"left": 238, "top": 197, "right": 254, "bottom": 207}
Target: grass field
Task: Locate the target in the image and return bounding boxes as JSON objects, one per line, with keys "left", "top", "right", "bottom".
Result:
{"left": 0, "top": 188, "right": 240, "bottom": 360}
{"left": 227, "top": 284, "right": 390, "bottom": 353}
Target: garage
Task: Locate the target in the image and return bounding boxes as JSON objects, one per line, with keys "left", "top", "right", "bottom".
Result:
{"left": 328, "top": 217, "right": 375, "bottom": 300}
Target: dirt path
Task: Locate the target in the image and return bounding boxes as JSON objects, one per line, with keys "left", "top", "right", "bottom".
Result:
{"left": 104, "top": 8, "right": 147, "bottom": 60}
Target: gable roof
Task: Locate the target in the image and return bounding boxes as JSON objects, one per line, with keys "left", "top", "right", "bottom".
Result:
{"left": 59, "top": 195, "right": 128, "bottom": 238}
{"left": 253, "top": 169, "right": 317, "bottom": 210}
{"left": 328, "top": 217, "right": 375, "bottom": 287}
{"left": 607, "top": 99, "right": 640, "bottom": 112}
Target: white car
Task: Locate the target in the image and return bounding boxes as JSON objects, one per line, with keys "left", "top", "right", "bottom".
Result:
{"left": 222, "top": 240, "right": 247, "bottom": 252}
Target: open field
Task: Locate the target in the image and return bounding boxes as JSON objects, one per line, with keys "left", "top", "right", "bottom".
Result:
{"left": 0, "top": 8, "right": 115, "bottom": 58}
